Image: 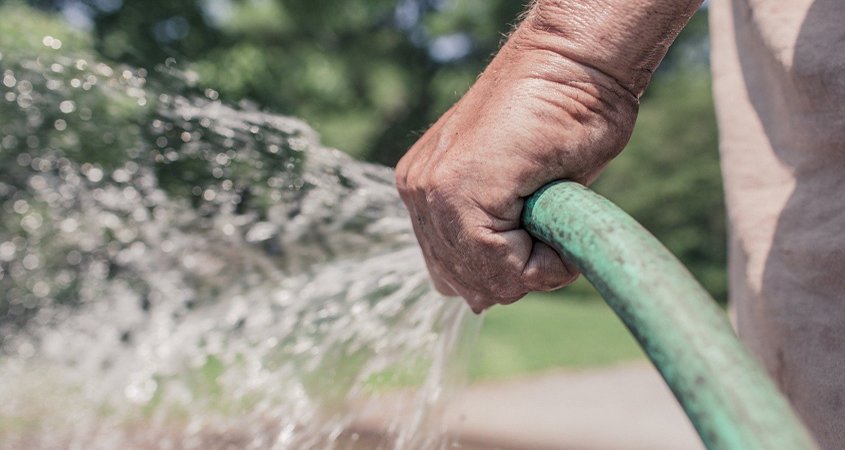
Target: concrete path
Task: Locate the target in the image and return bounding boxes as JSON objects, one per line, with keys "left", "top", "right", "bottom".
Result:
{"left": 443, "top": 362, "right": 704, "bottom": 449}
{"left": 354, "top": 362, "right": 705, "bottom": 449}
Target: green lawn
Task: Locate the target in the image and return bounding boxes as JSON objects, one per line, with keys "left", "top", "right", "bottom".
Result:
{"left": 470, "top": 280, "right": 645, "bottom": 380}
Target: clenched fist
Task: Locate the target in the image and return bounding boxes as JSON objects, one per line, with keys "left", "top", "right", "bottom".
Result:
{"left": 396, "top": 1, "right": 700, "bottom": 312}
{"left": 396, "top": 27, "right": 639, "bottom": 312}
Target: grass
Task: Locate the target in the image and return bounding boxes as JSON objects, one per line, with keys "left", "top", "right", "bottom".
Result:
{"left": 470, "top": 279, "right": 645, "bottom": 380}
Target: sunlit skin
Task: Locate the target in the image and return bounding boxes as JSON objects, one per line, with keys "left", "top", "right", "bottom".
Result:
{"left": 396, "top": 0, "right": 702, "bottom": 312}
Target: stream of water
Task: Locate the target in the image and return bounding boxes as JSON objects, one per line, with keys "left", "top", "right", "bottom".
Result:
{"left": 0, "top": 31, "right": 480, "bottom": 449}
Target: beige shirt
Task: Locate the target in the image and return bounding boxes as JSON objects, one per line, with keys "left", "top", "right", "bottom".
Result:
{"left": 710, "top": 1, "right": 845, "bottom": 447}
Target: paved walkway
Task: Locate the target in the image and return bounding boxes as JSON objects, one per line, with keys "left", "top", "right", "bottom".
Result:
{"left": 354, "top": 362, "right": 704, "bottom": 449}
{"left": 443, "top": 362, "right": 704, "bottom": 449}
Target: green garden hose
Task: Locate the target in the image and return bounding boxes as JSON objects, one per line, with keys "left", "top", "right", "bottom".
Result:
{"left": 522, "top": 181, "right": 818, "bottom": 450}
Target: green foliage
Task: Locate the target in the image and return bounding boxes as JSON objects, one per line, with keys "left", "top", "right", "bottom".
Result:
{"left": 0, "top": 3, "right": 92, "bottom": 56}
{"left": 21, "top": 0, "right": 528, "bottom": 163}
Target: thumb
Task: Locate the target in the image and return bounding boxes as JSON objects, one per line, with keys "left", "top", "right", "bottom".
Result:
{"left": 521, "top": 239, "right": 579, "bottom": 291}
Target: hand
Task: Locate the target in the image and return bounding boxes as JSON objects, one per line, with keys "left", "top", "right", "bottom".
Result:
{"left": 395, "top": 23, "right": 639, "bottom": 313}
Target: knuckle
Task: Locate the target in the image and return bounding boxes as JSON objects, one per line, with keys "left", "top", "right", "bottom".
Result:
{"left": 474, "top": 232, "right": 507, "bottom": 253}
{"left": 425, "top": 171, "right": 455, "bottom": 202}
{"left": 395, "top": 169, "right": 408, "bottom": 193}
{"left": 429, "top": 163, "right": 458, "bottom": 184}
{"left": 395, "top": 159, "right": 412, "bottom": 193}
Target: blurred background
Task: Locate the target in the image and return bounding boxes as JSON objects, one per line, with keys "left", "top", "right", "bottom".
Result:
{"left": 6, "top": 0, "right": 722, "bottom": 392}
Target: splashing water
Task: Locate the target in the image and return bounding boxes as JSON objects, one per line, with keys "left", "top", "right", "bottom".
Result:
{"left": 0, "top": 18, "right": 480, "bottom": 450}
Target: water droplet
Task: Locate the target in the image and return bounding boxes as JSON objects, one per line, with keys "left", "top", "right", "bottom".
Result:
{"left": 3, "top": 135, "right": 19, "bottom": 149}
{"left": 21, "top": 213, "right": 43, "bottom": 232}
{"left": 124, "top": 376, "right": 158, "bottom": 404}
{"left": 54, "top": 119, "right": 67, "bottom": 131}
{"left": 17, "top": 80, "right": 32, "bottom": 95}
{"left": 16, "top": 94, "right": 33, "bottom": 109}
{"left": 96, "top": 63, "right": 113, "bottom": 77}
{"left": 122, "top": 186, "right": 138, "bottom": 201}
{"left": 112, "top": 169, "right": 130, "bottom": 183}
{"left": 2, "top": 73, "right": 16, "bottom": 88}
{"left": 22, "top": 254, "right": 40, "bottom": 270}
{"left": 289, "top": 137, "right": 308, "bottom": 152}
{"left": 245, "top": 222, "right": 276, "bottom": 242}
{"left": 66, "top": 251, "right": 82, "bottom": 266}
{"left": 33, "top": 281, "right": 50, "bottom": 298}
{"left": 16, "top": 153, "right": 32, "bottom": 166}
{"left": 59, "top": 100, "right": 76, "bottom": 114}
{"left": 29, "top": 175, "right": 47, "bottom": 191}
{"left": 60, "top": 218, "right": 79, "bottom": 233}
{"left": 86, "top": 167, "right": 103, "bottom": 182}
{"left": 13, "top": 200, "right": 29, "bottom": 215}
{"left": 160, "top": 240, "right": 175, "bottom": 253}
{"left": 0, "top": 242, "right": 16, "bottom": 261}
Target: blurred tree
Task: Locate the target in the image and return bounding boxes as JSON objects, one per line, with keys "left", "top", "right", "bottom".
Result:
{"left": 21, "top": 0, "right": 525, "bottom": 163}
{"left": 22, "top": 0, "right": 710, "bottom": 162}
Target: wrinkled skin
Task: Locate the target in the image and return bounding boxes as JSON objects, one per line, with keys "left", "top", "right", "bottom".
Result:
{"left": 395, "top": 22, "right": 639, "bottom": 313}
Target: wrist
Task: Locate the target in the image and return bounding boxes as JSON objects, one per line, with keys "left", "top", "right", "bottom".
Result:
{"left": 514, "top": 0, "right": 702, "bottom": 97}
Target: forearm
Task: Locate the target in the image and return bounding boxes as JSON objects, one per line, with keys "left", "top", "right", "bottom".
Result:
{"left": 513, "top": 0, "right": 703, "bottom": 97}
